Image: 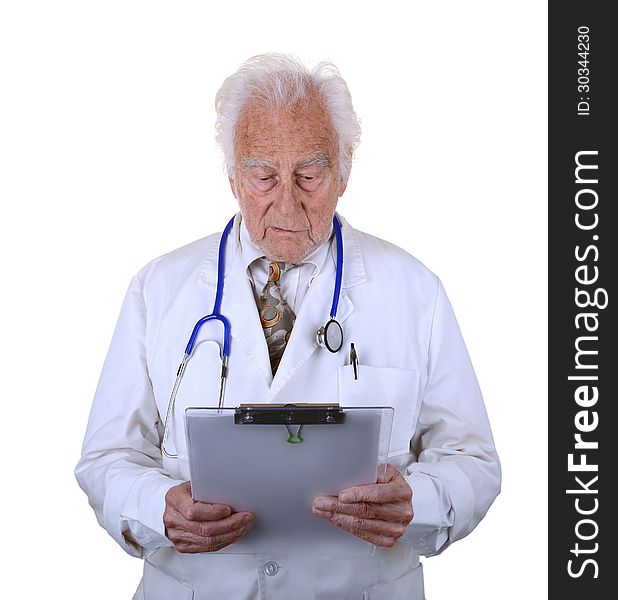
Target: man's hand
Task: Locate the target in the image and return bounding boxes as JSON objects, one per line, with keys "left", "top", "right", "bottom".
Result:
{"left": 164, "top": 481, "right": 254, "bottom": 553}
{"left": 312, "top": 464, "right": 413, "bottom": 548}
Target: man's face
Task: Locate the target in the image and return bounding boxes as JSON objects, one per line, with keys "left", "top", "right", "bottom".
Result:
{"left": 230, "top": 97, "right": 346, "bottom": 263}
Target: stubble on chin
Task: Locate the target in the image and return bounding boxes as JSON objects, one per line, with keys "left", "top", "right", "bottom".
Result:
{"left": 260, "top": 231, "right": 314, "bottom": 263}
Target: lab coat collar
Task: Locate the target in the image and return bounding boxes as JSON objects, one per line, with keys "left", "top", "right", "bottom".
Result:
{"left": 335, "top": 213, "right": 367, "bottom": 289}
{"left": 197, "top": 212, "right": 367, "bottom": 395}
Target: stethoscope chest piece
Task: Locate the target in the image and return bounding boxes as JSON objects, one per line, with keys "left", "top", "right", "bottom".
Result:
{"left": 316, "top": 317, "right": 343, "bottom": 353}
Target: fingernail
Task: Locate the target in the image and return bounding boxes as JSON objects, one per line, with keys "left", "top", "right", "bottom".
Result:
{"left": 242, "top": 514, "right": 252, "bottom": 525}
{"left": 312, "top": 506, "right": 331, "bottom": 517}
{"left": 339, "top": 492, "right": 352, "bottom": 503}
{"left": 314, "top": 498, "right": 336, "bottom": 511}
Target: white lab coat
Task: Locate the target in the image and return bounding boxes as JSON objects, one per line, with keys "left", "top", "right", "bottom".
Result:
{"left": 76, "top": 213, "right": 500, "bottom": 600}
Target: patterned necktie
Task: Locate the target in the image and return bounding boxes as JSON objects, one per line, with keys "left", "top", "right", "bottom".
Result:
{"left": 257, "top": 261, "right": 297, "bottom": 375}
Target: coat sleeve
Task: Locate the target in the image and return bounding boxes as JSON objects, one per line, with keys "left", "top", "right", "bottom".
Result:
{"left": 400, "top": 278, "right": 501, "bottom": 556}
{"left": 75, "top": 274, "right": 184, "bottom": 557}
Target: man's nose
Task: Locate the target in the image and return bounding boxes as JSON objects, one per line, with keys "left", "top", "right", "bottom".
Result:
{"left": 273, "top": 179, "right": 302, "bottom": 216}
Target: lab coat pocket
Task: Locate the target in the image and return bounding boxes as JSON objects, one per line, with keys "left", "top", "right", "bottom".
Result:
{"left": 338, "top": 365, "right": 420, "bottom": 457}
{"left": 363, "top": 563, "right": 425, "bottom": 600}
{"left": 143, "top": 560, "right": 194, "bottom": 600}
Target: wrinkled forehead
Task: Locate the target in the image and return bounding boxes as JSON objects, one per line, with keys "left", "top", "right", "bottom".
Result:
{"left": 234, "top": 97, "right": 338, "bottom": 165}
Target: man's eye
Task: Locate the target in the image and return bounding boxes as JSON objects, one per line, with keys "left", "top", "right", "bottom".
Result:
{"left": 253, "top": 174, "right": 277, "bottom": 191}
{"left": 296, "top": 175, "right": 320, "bottom": 191}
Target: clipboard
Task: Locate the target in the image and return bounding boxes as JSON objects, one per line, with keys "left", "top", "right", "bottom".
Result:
{"left": 184, "top": 404, "right": 394, "bottom": 555}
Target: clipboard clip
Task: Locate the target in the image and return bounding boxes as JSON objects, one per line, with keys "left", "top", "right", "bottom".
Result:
{"left": 234, "top": 404, "right": 345, "bottom": 445}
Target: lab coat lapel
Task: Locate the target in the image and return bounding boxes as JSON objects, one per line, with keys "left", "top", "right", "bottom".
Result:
{"left": 269, "top": 281, "right": 354, "bottom": 398}
{"left": 270, "top": 216, "right": 365, "bottom": 398}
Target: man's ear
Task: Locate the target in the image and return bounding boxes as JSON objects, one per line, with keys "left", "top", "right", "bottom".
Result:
{"left": 338, "top": 179, "right": 348, "bottom": 197}
{"left": 338, "top": 149, "right": 352, "bottom": 197}
{"left": 228, "top": 176, "right": 237, "bottom": 198}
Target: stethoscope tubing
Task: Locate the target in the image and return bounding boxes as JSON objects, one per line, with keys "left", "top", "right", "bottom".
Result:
{"left": 184, "top": 215, "right": 236, "bottom": 357}
{"left": 185, "top": 214, "right": 343, "bottom": 358}
{"left": 330, "top": 214, "right": 344, "bottom": 319}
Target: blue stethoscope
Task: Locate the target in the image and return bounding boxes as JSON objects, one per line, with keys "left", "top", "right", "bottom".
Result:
{"left": 162, "top": 214, "right": 344, "bottom": 458}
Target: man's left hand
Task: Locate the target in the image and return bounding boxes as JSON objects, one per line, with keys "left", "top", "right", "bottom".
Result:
{"left": 312, "top": 463, "right": 413, "bottom": 548}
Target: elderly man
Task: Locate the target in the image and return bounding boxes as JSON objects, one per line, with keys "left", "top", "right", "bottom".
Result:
{"left": 76, "top": 53, "right": 500, "bottom": 599}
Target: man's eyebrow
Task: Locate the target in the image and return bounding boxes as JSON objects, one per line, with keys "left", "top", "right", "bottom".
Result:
{"left": 240, "top": 157, "right": 277, "bottom": 170}
{"left": 240, "top": 154, "right": 332, "bottom": 171}
{"left": 296, "top": 153, "right": 332, "bottom": 169}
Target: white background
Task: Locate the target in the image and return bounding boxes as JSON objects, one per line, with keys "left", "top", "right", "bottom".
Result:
{"left": 0, "top": 1, "right": 547, "bottom": 598}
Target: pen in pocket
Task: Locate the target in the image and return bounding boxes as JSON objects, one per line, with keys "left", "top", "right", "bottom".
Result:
{"left": 350, "top": 342, "right": 359, "bottom": 380}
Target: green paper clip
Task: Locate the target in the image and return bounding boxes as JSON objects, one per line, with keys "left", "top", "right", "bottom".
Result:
{"left": 285, "top": 424, "right": 304, "bottom": 444}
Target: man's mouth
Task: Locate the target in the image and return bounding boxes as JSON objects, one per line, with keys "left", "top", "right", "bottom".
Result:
{"left": 270, "top": 227, "right": 303, "bottom": 233}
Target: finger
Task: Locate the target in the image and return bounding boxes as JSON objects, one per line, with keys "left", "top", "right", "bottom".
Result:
{"left": 169, "top": 522, "right": 254, "bottom": 553}
{"left": 313, "top": 509, "right": 407, "bottom": 539}
{"left": 165, "top": 504, "right": 248, "bottom": 534}
{"left": 337, "top": 477, "right": 411, "bottom": 505}
{"left": 182, "top": 500, "right": 233, "bottom": 522}
{"left": 175, "top": 497, "right": 233, "bottom": 522}
{"left": 312, "top": 513, "right": 397, "bottom": 547}
{"left": 167, "top": 506, "right": 253, "bottom": 537}
{"left": 377, "top": 463, "right": 402, "bottom": 484}
{"left": 206, "top": 527, "right": 254, "bottom": 553}
{"left": 166, "top": 481, "right": 233, "bottom": 522}
{"left": 176, "top": 521, "right": 253, "bottom": 547}
{"left": 313, "top": 497, "right": 413, "bottom": 524}
{"left": 192, "top": 511, "right": 253, "bottom": 538}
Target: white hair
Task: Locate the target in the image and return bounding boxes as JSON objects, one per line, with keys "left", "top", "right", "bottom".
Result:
{"left": 215, "top": 53, "right": 361, "bottom": 183}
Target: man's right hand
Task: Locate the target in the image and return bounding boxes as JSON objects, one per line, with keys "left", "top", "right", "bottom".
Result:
{"left": 164, "top": 481, "right": 254, "bottom": 553}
